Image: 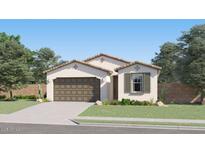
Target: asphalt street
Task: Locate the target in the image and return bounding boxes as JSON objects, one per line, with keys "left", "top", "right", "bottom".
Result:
{"left": 1, "top": 122, "right": 205, "bottom": 134}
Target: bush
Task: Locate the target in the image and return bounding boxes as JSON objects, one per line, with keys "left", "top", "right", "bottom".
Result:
{"left": 4, "top": 97, "right": 17, "bottom": 101}
{"left": 110, "top": 100, "right": 119, "bottom": 105}
{"left": 102, "top": 99, "right": 155, "bottom": 106}
{"left": 0, "top": 95, "right": 6, "bottom": 100}
{"left": 120, "top": 99, "right": 131, "bottom": 105}
{"left": 132, "top": 100, "right": 142, "bottom": 105}
{"left": 102, "top": 100, "right": 110, "bottom": 105}
{"left": 14, "top": 95, "right": 37, "bottom": 100}
{"left": 42, "top": 98, "right": 49, "bottom": 102}
{"left": 103, "top": 100, "right": 123, "bottom": 105}
{"left": 141, "top": 101, "right": 154, "bottom": 106}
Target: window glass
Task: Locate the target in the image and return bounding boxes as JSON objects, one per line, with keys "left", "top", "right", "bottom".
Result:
{"left": 131, "top": 74, "right": 143, "bottom": 92}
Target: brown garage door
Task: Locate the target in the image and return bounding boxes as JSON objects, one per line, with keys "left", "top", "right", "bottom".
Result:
{"left": 54, "top": 77, "right": 100, "bottom": 102}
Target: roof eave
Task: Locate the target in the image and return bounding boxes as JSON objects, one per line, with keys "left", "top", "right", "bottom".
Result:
{"left": 115, "top": 61, "right": 162, "bottom": 72}
{"left": 44, "top": 60, "right": 112, "bottom": 74}
{"left": 84, "top": 53, "right": 130, "bottom": 64}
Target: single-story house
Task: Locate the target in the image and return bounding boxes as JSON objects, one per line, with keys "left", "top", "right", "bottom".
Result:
{"left": 44, "top": 53, "right": 161, "bottom": 102}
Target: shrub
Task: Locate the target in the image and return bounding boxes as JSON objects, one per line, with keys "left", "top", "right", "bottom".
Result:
{"left": 110, "top": 100, "right": 119, "bottom": 105}
{"left": 120, "top": 99, "right": 132, "bottom": 105}
{"left": 141, "top": 101, "right": 154, "bottom": 106}
{"left": 102, "top": 100, "right": 110, "bottom": 105}
{"left": 0, "top": 95, "right": 6, "bottom": 100}
{"left": 120, "top": 99, "right": 154, "bottom": 106}
{"left": 102, "top": 99, "right": 154, "bottom": 106}
{"left": 132, "top": 100, "right": 141, "bottom": 105}
{"left": 14, "top": 95, "right": 37, "bottom": 100}
{"left": 42, "top": 98, "right": 49, "bottom": 102}
{"left": 4, "top": 97, "right": 17, "bottom": 101}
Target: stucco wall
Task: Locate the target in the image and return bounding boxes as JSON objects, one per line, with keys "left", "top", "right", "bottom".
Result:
{"left": 0, "top": 83, "right": 199, "bottom": 103}
{"left": 118, "top": 64, "right": 159, "bottom": 102}
{"left": 0, "top": 84, "right": 46, "bottom": 97}
{"left": 86, "top": 55, "right": 128, "bottom": 100}
{"left": 46, "top": 62, "right": 111, "bottom": 101}
{"left": 87, "top": 56, "right": 127, "bottom": 72}
{"left": 158, "top": 83, "right": 200, "bottom": 103}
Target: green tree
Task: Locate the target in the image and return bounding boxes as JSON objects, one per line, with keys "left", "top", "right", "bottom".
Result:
{"left": 177, "top": 25, "right": 205, "bottom": 103}
{"left": 152, "top": 42, "right": 179, "bottom": 83}
{"left": 0, "top": 32, "right": 33, "bottom": 99}
{"left": 32, "top": 48, "right": 60, "bottom": 98}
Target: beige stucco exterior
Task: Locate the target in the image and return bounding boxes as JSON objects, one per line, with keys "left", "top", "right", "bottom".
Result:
{"left": 46, "top": 54, "right": 160, "bottom": 102}
{"left": 46, "top": 62, "right": 110, "bottom": 101}
{"left": 86, "top": 56, "right": 128, "bottom": 100}
{"left": 118, "top": 64, "right": 159, "bottom": 102}
{"left": 87, "top": 56, "right": 127, "bottom": 73}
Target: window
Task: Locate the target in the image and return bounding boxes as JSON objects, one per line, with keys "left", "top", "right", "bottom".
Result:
{"left": 131, "top": 74, "right": 143, "bottom": 92}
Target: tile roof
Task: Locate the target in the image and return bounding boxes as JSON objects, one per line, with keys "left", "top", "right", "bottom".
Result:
{"left": 44, "top": 60, "right": 112, "bottom": 74}
{"left": 84, "top": 53, "right": 130, "bottom": 64}
{"left": 115, "top": 60, "right": 162, "bottom": 71}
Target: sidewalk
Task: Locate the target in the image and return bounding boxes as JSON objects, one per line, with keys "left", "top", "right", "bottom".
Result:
{"left": 76, "top": 116, "right": 205, "bottom": 124}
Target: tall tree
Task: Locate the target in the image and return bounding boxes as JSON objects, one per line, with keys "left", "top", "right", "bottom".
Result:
{"left": 32, "top": 48, "right": 60, "bottom": 98}
{"left": 0, "top": 32, "right": 33, "bottom": 99}
{"left": 177, "top": 25, "right": 205, "bottom": 103}
{"left": 152, "top": 42, "right": 179, "bottom": 83}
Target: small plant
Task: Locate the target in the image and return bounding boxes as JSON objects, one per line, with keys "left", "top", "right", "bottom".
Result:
{"left": 42, "top": 98, "right": 49, "bottom": 102}
{"left": 150, "top": 98, "right": 155, "bottom": 104}
{"left": 141, "top": 101, "right": 154, "bottom": 106}
{"left": 110, "top": 100, "right": 119, "bottom": 105}
{"left": 120, "top": 99, "right": 132, "bottom": 105}
{"left": 132, "top": 100, "right": 141, "bottom": 105}
{"left": 102, "top": 100, "right": 110, "bottom": 105}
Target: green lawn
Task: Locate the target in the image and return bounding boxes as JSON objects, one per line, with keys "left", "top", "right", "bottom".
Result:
{"left": 0, "top": 100, "right": 40, "bottom": 114}
{"left": 79, "top": 104, "right": 205, "bottom": 120}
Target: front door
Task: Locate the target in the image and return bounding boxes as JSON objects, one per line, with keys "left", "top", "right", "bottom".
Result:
{"left": 113, "top": 75, "right": 118, "bottom": 100}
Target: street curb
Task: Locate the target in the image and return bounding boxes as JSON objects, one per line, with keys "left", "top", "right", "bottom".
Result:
{"left": 76, "top": 116, "right": 205, "bottom": 124}
{"left": 78, "top": 122, "right": 205, "bottom": 131}
{"left": 70, "top": 119, "right": 80, "bottom": 125}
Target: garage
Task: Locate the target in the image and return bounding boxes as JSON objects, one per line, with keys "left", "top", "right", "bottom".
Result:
{"left": 54, "top": 77, "right": 100, "bottom": 102}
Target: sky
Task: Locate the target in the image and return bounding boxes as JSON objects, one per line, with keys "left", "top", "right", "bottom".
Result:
{"left": 0, "top": 19, "right": 205, "bottom": 63}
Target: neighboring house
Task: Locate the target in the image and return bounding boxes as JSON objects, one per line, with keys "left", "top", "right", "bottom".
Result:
{"left": 44, "top": 53, "right": 161, "bottom": 102}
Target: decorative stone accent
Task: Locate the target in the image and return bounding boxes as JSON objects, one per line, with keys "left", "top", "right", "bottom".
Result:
{"left": 37, "top": 98, "right": 43, "bottom": 103}
{"left": 95, "top": 100, "right": 102, "bottom": 105}
{"left": 134, "top": 65, "right": 140, "bottom": 71}
{"left": 156, "top": 101, "right": 168, "bottom": 107}
{"left": 73, "top": 64, "right": 78, "bottom": 69}
{"left": 100, "top": 57, "right": 104, "bottom": 62}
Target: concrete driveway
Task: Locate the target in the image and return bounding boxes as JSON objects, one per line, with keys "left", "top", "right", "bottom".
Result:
{"left": 0, "top": 102, "right": 93, "bottom": 125}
